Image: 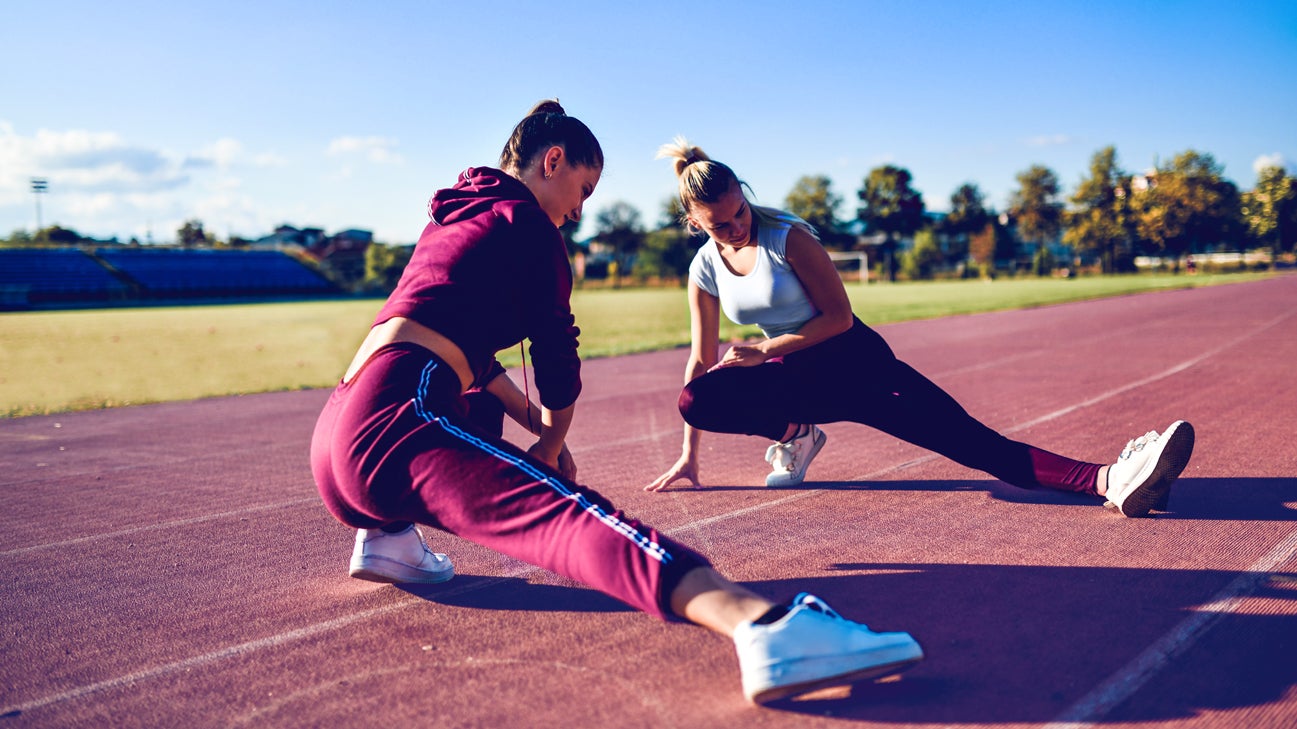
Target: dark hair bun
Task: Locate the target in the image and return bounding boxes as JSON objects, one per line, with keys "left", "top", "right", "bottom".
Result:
{"left": 528, "top": 99, "right": 566, "bottom": 117}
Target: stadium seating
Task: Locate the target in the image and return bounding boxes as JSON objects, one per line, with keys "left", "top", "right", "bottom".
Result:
{"left": 0, "top": 247, "right": 338, "bottom": 309}
{"left": 95, "top": 248, "right": 336, "bottom": 298}
{"left": 0, "top": 247, "right": 129, "bottom": 308}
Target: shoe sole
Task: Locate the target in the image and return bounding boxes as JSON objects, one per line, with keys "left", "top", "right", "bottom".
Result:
{"left": 765, "top": 430, "right": 828, "bottom": 487}
{"left": 1119, "top": 421, "right": 1195, "bottom": 518}
{"left": 747, "top": 643, "right": 924, "bottom": 705}
{"left": 349, "top": 556, "right": 455, "bottom": 584}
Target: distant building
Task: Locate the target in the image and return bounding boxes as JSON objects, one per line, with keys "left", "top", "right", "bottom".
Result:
{"left": 312, "top": 229, "right": 373, "bottom": 283}
{"left": 251, "top": 225, "right": 327, "bottom": 251}
{"left": 253, "top": 225, "right": 371, "bottom": 284}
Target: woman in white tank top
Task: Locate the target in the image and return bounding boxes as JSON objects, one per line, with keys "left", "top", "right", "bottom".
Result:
{"left": 645, "top": 137, "right": 1194, "bottom": 522}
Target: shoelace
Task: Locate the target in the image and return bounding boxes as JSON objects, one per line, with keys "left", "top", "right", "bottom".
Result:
{"left": 767, "top": 441, "right": 797, "bottom": 471}
{"left": 1119, "top": 430, "right": 1160, "bottom": 461}
{"left": 793, "top": 593, "right": 843, "bottom": 620}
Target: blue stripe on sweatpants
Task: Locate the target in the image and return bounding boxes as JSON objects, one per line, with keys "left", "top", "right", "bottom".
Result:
{"left": 411, "top": 360, "right": 672, "bottom": 564}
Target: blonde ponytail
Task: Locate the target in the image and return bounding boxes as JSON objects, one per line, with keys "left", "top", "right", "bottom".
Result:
{"left": 657, "top": 136, "right": 817, "bottom": 238}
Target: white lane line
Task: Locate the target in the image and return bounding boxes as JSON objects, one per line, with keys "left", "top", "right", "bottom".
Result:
{"left": 1043, "top": 529, "right": 1297, "bottom": 729}
{"left": 0, "top": 498, "right": 319, "bottom": 557}
{"left": 1005, "top": 309, "right": 1290, "bottom": 434}
{"left": 0, "top": 564, "right": 537, "bottom": 718}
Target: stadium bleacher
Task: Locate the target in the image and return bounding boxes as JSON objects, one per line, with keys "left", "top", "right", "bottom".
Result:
{"left": 0, "top": 247, "right": 338, "bottom": 309}
{"left": 0, "top": 247, "right": 130, "bottom": 308}
{"left": 96, "top": 248, "right": 336, "bottom": 299}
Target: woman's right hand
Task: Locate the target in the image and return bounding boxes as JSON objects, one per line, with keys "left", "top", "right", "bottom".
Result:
{"left": 644, "top": 453, "right": 701, "bottom": 492}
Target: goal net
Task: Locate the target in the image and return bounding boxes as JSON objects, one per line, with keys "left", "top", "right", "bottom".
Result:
{"left": 828, "top": 251, "right": 868, "bottom": 282}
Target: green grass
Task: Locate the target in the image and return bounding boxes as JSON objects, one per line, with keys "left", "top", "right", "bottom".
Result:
{"left": 0, "top": 272, "right": 1268, "bottom": 417}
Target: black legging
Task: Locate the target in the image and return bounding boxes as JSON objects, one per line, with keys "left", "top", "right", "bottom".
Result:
{"left": 679, "top": 318, "right": 1101, "bottom": 494}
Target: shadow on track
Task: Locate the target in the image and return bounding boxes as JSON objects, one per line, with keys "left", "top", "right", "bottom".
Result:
{"left": 396, "top": 546, "right": 1297, "bottom": 723}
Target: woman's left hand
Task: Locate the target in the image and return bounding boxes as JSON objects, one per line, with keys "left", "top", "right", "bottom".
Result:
{"left": 711, "top": 344, "right": 769, "bottom": 370}
{"left": 528, "top": 440, "right": 578, "bottom": 481}
{"left": 557, "top": 443, "right": 578, "bottom": 481}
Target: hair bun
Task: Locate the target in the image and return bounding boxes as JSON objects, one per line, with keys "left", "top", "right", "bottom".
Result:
{"left": 528, "top": 99, "right": 566, "bottom": 117}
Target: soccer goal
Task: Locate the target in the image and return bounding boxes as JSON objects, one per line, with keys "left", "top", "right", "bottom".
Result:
{"left": 828, "top": 251, "right": 869, "bottom": 282}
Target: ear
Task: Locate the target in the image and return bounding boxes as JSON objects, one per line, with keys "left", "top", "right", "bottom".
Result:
{"left": 543, "top": 146, "right": 564, "bottom": 179}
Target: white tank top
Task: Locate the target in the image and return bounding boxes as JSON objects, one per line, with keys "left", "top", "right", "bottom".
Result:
{"left": 688, "top": 214, "right": 818, "bottom": 338}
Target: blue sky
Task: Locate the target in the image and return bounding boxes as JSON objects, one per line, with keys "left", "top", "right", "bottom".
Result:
{"left": 2, "top": 0, "right": 1294, "bottom": 244}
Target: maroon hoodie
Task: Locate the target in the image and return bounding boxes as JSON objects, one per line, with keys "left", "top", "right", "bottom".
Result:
{"left": 374, "top": 167, "right": 581, "bottom": 410}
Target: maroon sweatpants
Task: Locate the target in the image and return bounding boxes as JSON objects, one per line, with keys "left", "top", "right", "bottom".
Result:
{"left": 680, "top": 318, "right": 1102, "bottom": 495}
{"left": 310, "top": 342, "right": 709, "bottom": 620}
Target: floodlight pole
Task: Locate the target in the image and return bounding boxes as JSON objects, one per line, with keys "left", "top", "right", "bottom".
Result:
{"left": 31, "top": 177, "right": 48, "bottom": 235}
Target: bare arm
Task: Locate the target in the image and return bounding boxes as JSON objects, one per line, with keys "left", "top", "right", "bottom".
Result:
{"left": 713, "top": 226, "right": 854, "bottom": 369}
{"left": 484, "top": 372, "right": 577, "bottom": 479}
{"left": 645, "top": 282, "right": 720, "bottom": 491}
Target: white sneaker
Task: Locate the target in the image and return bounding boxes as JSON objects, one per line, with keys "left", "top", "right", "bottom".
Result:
{"left": 349, "top": 525, "right": 454, "bottom": 584}
{"left": 1104, "top": 420, "right": 1195, "bottom": 517}
{"left": 765, "top": 425, "right": 827, "bottom": 487}
{"left": 734, "top": 593, "right": 924, "bottom": 705}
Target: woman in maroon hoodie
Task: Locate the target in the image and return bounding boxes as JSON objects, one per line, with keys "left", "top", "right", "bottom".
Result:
{"left": 309, "top": 100, "right": 924, "bottom": 704}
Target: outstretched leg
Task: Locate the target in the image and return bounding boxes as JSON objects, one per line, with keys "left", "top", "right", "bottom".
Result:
{"left": 849, "top": 358, "right": 1103, "bottom": 494}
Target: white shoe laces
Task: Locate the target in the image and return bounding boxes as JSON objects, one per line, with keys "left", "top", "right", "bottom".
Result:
{"left": 767, "top": 428, "right": 816, "bottom": 473}
{"left": 767, "top": 441, "right": 798, "bottom": 472}
{"left": 1118, "top": 430, "right": 1160, "bottom": 461}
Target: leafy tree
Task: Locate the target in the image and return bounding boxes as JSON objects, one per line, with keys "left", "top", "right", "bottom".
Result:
{"left": 592, "top": 201, "right": 646, "bottom": 287}
{"left": 1136, "top": 150, "right": 1242, "bottom": 268}
{"left": 363, "top": 242, "right": 413, "bottom": 293}
{"left": 1064, "top": 146, "right": 1137, "bottom": 273}
{"left": 940, "top": 183, "right": 991, "bottom": 262}
{"left": 47, "top": 225, "right": 81, "bottom": 245}
{"left": 557, "top": 219, "right": 581, "bottom": 256}
{"left": 968, "top": 218, "right": 1015, "bottom": 277}
{"left": 636, "top": 197, "right": 698, "bottom": 281}
{"left": 660, "top": 196, "right": 687, "bottom": 228}
{"left": 1241, "top": 165, "right": 1297, "bottom": 262}
{"left": 901, "top": 228, "right": 943, "bottom": 280}
{"left": 4, "top": 229, "right": 35, "bottom": 247}
{"left": 177, "top": 219, "right": 210, "bottom": 248}
{"left": 785, "top": 175, "right": 849, "bottom": 248}
{"left": 942, "top": 183, "right": 992, "bottom": 236}
{"left": 858, "top": 165, "right": 925, "bottom": 281}
{"left": 637, "top": 228, "right": 694, "bottom": 281}
{"left": 1008, "top": 165, "right": 1063, "bottom": 273}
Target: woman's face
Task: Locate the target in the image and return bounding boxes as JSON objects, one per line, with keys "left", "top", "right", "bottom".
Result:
{"left": 536, "top": 150, "right": 601, "bottom": 228}
{"left": 687, "top": 184, "right": 752, "bottom": 247}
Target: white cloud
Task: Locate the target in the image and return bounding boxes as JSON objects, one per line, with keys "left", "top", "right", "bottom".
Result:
{"left": 0, "top": 123, "right": 297, "bottom": 240}
{"left": 190, "top": 138, "right": 244, "bottom": 169}
{"left": 0, "top": 123, "right": 188, "bottom": 196}
{"left": 252, "top": 152, "right": 288, "bottom": 168}
{"left": 1025, "top": 134, "right": 1074, "bottom": 147}
{"left": 1253, "top": 153, "right": 1290, "bottom": 174}
{"left": 326, "top": 135, "right": 404, "bottom": 164}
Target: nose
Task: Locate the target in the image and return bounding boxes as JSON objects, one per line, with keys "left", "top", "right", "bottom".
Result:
{"left": 568, "top": 203, "right": 583, "bottom": 224}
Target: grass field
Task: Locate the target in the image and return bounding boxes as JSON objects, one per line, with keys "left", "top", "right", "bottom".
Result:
{"left": 0, "top": 272, "right": 1268, "bottom": 417}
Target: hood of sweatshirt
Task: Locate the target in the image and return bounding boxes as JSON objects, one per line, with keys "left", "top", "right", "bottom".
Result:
{"left": 426, "top": 167, "right": 539, "bottom": 226}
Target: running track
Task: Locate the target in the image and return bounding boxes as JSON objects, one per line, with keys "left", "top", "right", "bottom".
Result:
{"left": 2, "top": 275, "right": 1295, "bottom": 728}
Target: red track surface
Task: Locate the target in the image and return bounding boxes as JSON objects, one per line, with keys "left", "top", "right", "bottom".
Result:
{"left": 3, "top": 275, "right": 1295, "bottom": 728}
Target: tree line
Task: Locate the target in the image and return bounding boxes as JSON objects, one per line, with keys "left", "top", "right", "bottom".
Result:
{"left": 583, "top": 146, "right": 1297, "bottom": 283}
{"left": 8, "top": 145, "right": 1294, "bottom": 289}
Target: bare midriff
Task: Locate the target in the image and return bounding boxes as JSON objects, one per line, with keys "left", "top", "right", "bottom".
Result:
{"left": 342, "top": 317, "right": 474, "bottom": 391}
